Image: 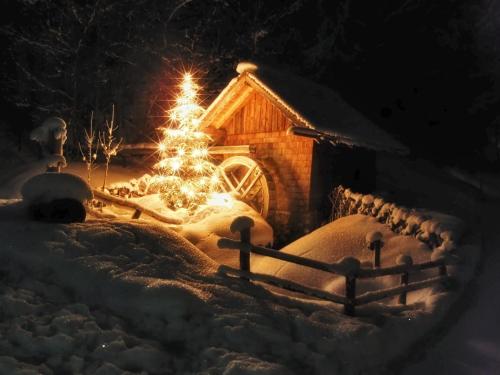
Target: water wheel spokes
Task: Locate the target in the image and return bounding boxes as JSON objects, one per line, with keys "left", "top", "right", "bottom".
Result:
{"left": 218, "top": 156, "right": 270, "bottom": 218}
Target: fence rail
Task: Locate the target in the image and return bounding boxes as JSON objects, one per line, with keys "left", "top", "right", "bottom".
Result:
{"left": 218, "top": 216, "right": 454, "bottom": 316}
{"left": 93, "top": 189, "right": 182, "bottom": 225}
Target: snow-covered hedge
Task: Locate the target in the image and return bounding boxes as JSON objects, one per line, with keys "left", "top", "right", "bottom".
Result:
{"left": 330, "top": 186, "right": 465, "bottom": 254}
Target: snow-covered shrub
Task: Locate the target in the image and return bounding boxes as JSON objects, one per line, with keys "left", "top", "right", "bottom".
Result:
{"left": 107, "top": 173, "right": 171, "bottom": 198}
{"left": 329, "top": 186, "right": 464, "bottom": 250}
{"left": 30, "top": 117, "right": 67, "bottom": 145}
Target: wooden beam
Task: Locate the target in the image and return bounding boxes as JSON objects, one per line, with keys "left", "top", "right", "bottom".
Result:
{"left": 355, "top": 275, "right": 451, "bottom": 305}
{"left": 219, "top": 265, "right": 347, "bottom": 305}
{"left": 121, "top": 143, "right": 156, "bottom": 150}
{"left": 217, "top": 237, "right": 349, "bottom": 276}
{"left": 93, "top": 189, "right": 182, "bottom": 225}
{"left": 208, "top": 145, "right": 254, "bottom": 155}
{"left": 120, "top": 144, "right": 254, "bottom": 155}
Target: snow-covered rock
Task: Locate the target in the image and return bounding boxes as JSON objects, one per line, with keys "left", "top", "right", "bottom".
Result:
{"left": 21, "top": 173, "right": 93, "bottom": 204}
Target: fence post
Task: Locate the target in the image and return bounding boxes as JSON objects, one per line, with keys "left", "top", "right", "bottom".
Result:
{"left": 366, "top": 231, "right": 383, "bottom": 268}
{"left": 230, "top": 216, "right": 255, "bottom": 280}
{"left": 438, "top": 262, "right": 447, "bottom": 277}
{"left": 432, "top": 250, "right": 456, "bottom": 288}
{"left": 345, "top": 275, "right": 356, "bottom": 316}
{"left": 339, "top": 257, "right": 361, "bottom": 316}
{"left": 396, "top": 255, "right": 413, "bottom": 305}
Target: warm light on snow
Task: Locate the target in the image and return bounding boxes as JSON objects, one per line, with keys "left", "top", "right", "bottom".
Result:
{"left": 207, "top": 192, "right": 234, "bottom": 208}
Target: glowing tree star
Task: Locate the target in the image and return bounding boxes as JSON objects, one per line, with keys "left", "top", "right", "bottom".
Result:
{"left": 154, "top": 73, "right": 219, "bottom": 210}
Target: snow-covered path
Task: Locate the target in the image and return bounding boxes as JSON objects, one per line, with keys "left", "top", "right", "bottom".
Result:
{"left": 403, "top": 197, "right": 500, "bottom": 374}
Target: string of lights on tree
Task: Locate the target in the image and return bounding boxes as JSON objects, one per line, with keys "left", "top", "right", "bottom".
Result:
{"left": 154, "top": 73, "right": 220, "bottom": 211}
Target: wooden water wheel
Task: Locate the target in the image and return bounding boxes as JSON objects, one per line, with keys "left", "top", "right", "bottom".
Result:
{"left": 218, "top": 156, "right": 270, "bottom": 218}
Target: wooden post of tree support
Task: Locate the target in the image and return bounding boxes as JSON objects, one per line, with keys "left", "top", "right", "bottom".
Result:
{"left": 396, "top": 255, "right": 413, "bottom": 305}
{"left": 230, "top": 216, "right": 255, "bottom": 280}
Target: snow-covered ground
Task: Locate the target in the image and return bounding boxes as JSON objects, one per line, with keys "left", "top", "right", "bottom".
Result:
{"left": 0, "top": 154, "right": 491, "bottom": 374}
{"left": 0, "top": 198, "right": 480, "bottom": 375}
{"left": 401, "top": 191, "right": 500, "bottom": 374}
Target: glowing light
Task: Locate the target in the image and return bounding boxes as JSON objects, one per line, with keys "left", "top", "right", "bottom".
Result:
{"left": 170, "top": 158, "right": 182, "bottom": 171}
{"left": 210, "top": 175, "right": 219, "bottom": 185}
{"left": 152, "top": 71, "right": 221, "bottom": 211}
{"left": 194, "top": 162, "right": 203, "bottom": 173}
{"left": 192, "top": 148, "right": 206, "bottom": 157}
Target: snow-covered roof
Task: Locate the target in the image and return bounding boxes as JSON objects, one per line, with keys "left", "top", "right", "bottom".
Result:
{"left": 201, "top": 62, "right": 408, "bottom": 154}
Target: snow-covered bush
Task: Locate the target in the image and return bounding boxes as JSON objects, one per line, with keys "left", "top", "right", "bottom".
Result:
{"left": 330, "top": 186, "right": 464, "bottom": 251}
{"left": 107, "top": 173, "right": 162, "bottom": 197}
{"left": 30, "top": 117, "right": 67, "bottom": 146}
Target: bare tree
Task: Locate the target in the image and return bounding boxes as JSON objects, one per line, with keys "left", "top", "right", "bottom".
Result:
{"left": 78, "top": 111, "right": 99, "bottom": 184}
{"left": 99, "top": 105, "right": 122, "bottom": 191}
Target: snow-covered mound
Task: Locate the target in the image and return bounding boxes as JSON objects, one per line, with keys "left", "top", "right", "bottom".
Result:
{"left": 100, "top": 192, "right": 273, "bottom": 266}
{"left": 0, "top": 199, "right": 480, "bottom": 374}
{"left": 253, "top": 215, "right": 432, "bottom": 295}
{"left": 21, "top": 173, "right": 93, "bottom": 204}
{"left": 179, "top": 200, "right": 273, "bottom": 266}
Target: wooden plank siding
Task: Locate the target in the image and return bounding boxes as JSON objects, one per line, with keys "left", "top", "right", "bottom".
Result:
{"left": 220, "top": 90, "right": 315, "bottom": 244}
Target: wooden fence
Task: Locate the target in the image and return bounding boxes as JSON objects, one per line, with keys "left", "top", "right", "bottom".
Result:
{"left": 217, "top": 216, "right": 454, "bottom": 316}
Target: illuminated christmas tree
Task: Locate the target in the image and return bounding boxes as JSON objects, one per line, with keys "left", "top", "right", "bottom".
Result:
{"left": 154, "top": 73, "right": 219, "bottom": 210}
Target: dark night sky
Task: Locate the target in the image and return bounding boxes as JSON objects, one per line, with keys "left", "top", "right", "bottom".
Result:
{"left": 1, "top": 0, "right": 499, "bottom": 169}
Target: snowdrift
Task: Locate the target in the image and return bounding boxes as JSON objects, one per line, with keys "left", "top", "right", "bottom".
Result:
{"left": 0, "top": 199, "right": 480, "bottom": 374}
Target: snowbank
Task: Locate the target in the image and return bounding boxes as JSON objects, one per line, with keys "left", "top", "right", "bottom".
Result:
{"left": 98, "top": 192, "right": 273, "bottom": 267}
{"left": 179, "top": 200, "right": 273, "bottom": 266}
{"left": 0, "top": 200, "right": 480, "bottom": 374}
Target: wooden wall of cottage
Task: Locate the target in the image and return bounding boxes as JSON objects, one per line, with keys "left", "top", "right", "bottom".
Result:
{"left": 217, "top": 90, "right": 317, "bottom": 245}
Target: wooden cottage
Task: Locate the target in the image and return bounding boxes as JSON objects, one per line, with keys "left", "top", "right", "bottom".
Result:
{"left": 201, "top": 62, "right": 407, "bottom": 244}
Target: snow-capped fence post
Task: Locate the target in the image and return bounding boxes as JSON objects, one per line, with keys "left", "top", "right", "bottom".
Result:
{"left": 230, "top": 216, "right": 255, "bottom": 280}
{"left": 339, "top": 257, "right": 361, "bottom": 316}
{"left": 366, "top": 231, "right": 383, "bottom": 268}
{"left": 396, "top": 255, "right": 413, "bottom": 305}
